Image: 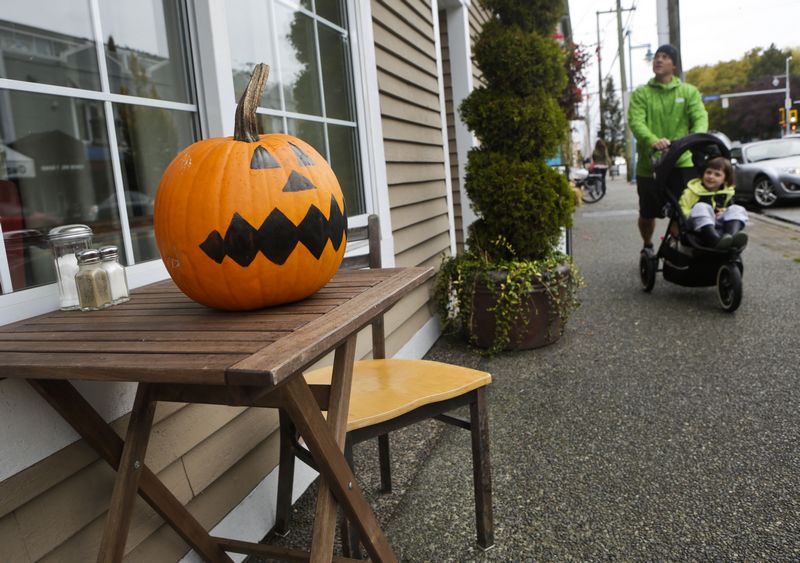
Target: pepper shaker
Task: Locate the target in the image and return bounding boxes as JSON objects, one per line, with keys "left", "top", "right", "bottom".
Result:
{"left": 99, "top": 245, "right": 130, "bottom": 304}
{"left": 75, "top": 249, "right": 112, "bottom": 311}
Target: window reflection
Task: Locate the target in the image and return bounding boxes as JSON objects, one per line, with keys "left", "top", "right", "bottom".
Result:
{"left": 99, "top": 0, "right": 193, "bottom": 103}
{"left": 0, "top": 90, "right": 118, "bottom": 290}
{"left": 315, "top": 0, "right": 345, "bottom": 27}
{"left": 279, "top": 5, "right": 322, "bottom": 116}
{"left": 0, "top": 1, "right": 101, "bottom": 90}
{"left": 228, "top": 2, "right": 282, "bottom": 109}
{"left": 112, "top": 103, "right": 197, "bottom": 263}
{"left": 328, "top": 123, "right": 364, "bottom": 215}
{"left": 318, "top": 24, "right": 353, "bottom": 121}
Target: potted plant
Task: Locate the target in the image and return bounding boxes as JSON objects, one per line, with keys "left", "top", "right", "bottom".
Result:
{"left": 434, "top": 0, "right": 583, "bottom": 355}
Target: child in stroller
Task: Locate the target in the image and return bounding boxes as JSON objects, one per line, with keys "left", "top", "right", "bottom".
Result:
{"left": 678, "top": 155, "right": 748, "bottom": 250}
{"left": 639, "top": 132, "right": 745, "bottom": 312}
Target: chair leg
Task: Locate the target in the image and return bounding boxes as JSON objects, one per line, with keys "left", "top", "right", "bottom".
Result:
{"left": 273, "top": 410, "right": 295, "bottom": 536}
{"left": 339, "top": 436, "right": 363, "bottom": 559}
{"left": 470, "top": 387, "right": 494, "bottom": 550}
{"left": 378, "top": 433, "right": 392, "bottom": 493}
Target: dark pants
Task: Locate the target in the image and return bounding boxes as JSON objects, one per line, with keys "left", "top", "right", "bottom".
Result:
{"left": 636, "top": 168, "right": 696, "bottom": 219}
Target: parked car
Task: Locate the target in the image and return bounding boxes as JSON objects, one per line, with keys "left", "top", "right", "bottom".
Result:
{"left": 733, "top": 137, "right": 800, "bottom": 208}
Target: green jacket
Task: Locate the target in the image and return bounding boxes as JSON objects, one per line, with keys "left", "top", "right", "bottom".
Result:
{"left": 628, "top": 76, "right": 708, "bottom": 177}
{"left": 678, "top": 178, "right": 735, "bottom": 219}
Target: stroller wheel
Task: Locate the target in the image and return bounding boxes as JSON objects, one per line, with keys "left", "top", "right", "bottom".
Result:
{"left": 639, "top": 250, "right": 657, "bottom": 292}
{"left": 581, "top": 177, "right": 606, "bottom": 203}
{"left": 717, "top": 263, "right": 742, "bottom": 312}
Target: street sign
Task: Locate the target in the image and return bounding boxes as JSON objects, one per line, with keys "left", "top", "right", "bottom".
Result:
{"left": 702, "top": 95, "right": 721, "bottom": 101}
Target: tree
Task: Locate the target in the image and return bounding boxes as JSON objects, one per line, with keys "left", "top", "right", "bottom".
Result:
{"left": 685, "top": 44, "right": 800, "bottom": 141}
{"left": 599, "top": 76, "right": 624, "bottom": 157}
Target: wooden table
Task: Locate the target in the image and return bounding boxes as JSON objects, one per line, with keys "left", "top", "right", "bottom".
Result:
{"left": 0, "top": 267, "right": 433, "bottom": 562}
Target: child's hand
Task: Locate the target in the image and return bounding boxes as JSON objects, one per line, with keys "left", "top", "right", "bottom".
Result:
{"left": 715, "top": 207, "right": 726, "bottom": 218}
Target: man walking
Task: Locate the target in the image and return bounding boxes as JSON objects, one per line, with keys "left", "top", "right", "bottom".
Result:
{"left": 628, "top": 44, "right": 708, "bottom": 252}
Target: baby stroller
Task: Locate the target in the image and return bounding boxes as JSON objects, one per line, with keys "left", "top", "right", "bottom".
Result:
{"left": 639, "top": 132, "right": 744, "bottom": 312}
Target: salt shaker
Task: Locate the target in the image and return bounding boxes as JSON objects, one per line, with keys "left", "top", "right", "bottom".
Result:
{"left": 48, "top": 224, "right": 93, "bottom": 310}
{"left": 99, "top": 245, "right": 129, "bottom": 304}
{"left": 75, "top": 249, "right": 112, "bottom": 311}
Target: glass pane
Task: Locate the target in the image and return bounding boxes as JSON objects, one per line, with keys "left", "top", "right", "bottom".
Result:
{"left": 0, "top": 89, "right": 118, "bottom": 291}
{"left": 315, "top": 0, "right": 345, "bottom": 27}
{"left": 112, "top": 103, "right": 198, "bottom": 263}
{"left": 276, "top": 5, "right": 322, "bottom": 116}
{"left": 318, "top": 25, "right": 353, "bottom": 121}
{"left": 227, "top": 0, "right": 281, "bottom": 110}
{"left": 0, "top": 0, "right": 101, "bottom": 90}
{"left": 99, "top": 0, "right": 193, "bottom": 103}
{"left": 286, "top": 118, "right": 325, "bottom": 159}
{"left": 255, "top": 114, "right": 285, "bottom": 136}
{"left": 327, "top": 124, "right": 364, "bottom": 215}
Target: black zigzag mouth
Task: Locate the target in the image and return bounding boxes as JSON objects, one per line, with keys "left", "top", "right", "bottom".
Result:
{"left": 199, "top": 195, "right": 347, "bottom": 267}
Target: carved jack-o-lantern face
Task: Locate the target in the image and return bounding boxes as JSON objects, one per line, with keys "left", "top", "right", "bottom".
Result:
{"left": 154, "top": 64, "right": 347, "bottom": 310}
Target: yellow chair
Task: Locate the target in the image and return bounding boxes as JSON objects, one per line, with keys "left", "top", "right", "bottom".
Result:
{"left": 274, "top": 215, "right": 494, "bottom": 554}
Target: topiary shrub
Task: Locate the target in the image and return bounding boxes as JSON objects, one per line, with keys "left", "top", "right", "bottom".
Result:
{"left": 434, "top": 0, "right": 582, "bottom": 353}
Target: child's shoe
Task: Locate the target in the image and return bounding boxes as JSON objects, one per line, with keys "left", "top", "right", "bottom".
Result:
{"left": 699, "top": 225, "right": 732, "bottom": 249}
{"left": 723, "top": 220, "right": 748, "bottom": 249}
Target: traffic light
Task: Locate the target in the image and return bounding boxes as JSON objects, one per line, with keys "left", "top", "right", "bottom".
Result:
{"left": 790, "top": 109, "right": 798, "bottom": 124}
{"left": 779, "top": 107, "right": 786, "bottom": 126}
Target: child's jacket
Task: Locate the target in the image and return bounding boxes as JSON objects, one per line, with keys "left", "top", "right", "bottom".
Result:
{"left": 678, "top": 178, "right": 736, "bottom": 218}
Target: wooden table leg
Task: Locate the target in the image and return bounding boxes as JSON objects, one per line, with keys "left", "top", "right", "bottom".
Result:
{"left": 28, "top": 379, "right": 233, "bottom": 563}
{"left": 97, "top": 383, "right": 156, "bottom": 562}
{"left": 310, "top": 336, "right": 356, "bottom": 561}
{"left": 279, "top": 375, "right": 396, "bottom": 563}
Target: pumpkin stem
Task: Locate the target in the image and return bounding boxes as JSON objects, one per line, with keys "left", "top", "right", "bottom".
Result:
{"left": 234, "top": 63, "right": 270, "bottom": 143}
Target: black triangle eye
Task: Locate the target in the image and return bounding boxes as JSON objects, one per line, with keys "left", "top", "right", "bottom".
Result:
{"left": 251, "top": 146, "right": 281, "bottom": 169}
{"left": 289, "top": 142, "right": 314, "bottom": 166}
{"left": 282, "top": 170, "right": 316, "bottom": 192}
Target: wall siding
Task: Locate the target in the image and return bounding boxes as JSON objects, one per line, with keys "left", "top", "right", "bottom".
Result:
{"left": 373, "top": 0, "right": 451, "bottom": 270}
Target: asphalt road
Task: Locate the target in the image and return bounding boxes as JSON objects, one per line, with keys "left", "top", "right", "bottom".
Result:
{"left": 256, "top": 177, "right": 800, "bottom": 561}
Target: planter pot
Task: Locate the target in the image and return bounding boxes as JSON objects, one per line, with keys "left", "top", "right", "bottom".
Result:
{"left": 469, "top": 264, "right": 570, "bottom": 351}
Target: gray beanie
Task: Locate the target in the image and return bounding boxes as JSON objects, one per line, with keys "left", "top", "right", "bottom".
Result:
{"left": 655, "top": 44, "right": 679, "bottom": 65}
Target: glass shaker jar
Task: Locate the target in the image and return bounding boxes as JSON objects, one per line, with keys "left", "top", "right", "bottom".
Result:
{"left": 99, "top": 245, "right": 130, "bottom": 304}
{"left": 48, "top": 224, "right": 93, "bottom": 310}
{"left": 75, "top": 249, "right": 112, "bottom": 311}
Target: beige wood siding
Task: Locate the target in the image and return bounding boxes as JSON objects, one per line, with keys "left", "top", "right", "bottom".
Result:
{"left": 373, "top": 0, "right": 450, "bottom": 265}
{"left": 0, "top": 401, "right": 279, "bottom": 561}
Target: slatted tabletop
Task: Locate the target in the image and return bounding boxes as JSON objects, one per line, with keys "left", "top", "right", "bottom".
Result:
{"left": 0, "top": 267, "right": 434, "bottom": 387}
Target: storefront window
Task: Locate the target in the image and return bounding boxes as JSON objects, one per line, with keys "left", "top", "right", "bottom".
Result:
{"left": 227, "top": 0, "right": 365, "bottom": 217}
{"left": 0, "top": 0, "right": 198, "bottom": 294}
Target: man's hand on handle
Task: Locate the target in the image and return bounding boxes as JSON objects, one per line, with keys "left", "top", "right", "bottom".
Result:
{"left": 652, "top": 138, "right": 671, "bottom": 150}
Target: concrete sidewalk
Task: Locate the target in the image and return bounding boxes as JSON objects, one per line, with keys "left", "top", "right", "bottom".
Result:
{"left": 257, "top": 177, "right": 800, "bottom": 561}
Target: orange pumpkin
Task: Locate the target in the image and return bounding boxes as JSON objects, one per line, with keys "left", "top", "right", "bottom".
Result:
{"left": 154, "top": 64, "right": 347, "bottom": 310}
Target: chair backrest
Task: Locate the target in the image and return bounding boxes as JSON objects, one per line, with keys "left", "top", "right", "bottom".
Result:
{"left": 340, "top": 214, "right": 385, "bottom": 359}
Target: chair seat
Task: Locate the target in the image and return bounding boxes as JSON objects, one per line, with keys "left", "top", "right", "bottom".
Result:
{"left": 304, "top": 359, "right": 491, "bottom": 431}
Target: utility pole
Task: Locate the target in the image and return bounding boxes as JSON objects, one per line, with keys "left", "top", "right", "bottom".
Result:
{"left": 667, "top": 0, "right": 682, "bottom": 77}
{"left": 616, "top": 0, "right": 633, "bottom": 181}
{"left": 596, "top": 12, "right": 605, "bottom": 136}
{"left": 596, "top": 6, "right": 634, "bottom": 139}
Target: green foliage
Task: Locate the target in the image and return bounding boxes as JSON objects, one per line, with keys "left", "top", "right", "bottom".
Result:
{"left": 465, "top": 151, "right": 574, "bottom": 260}
{"left": 482, "top": 0, "right": 563, "bottom": 35}
{"left": 685, "top": 44, "right": 800, "bottom": 140}
{"left": 434, "top": 240, "right": 583, "bottom": 355}
{"left": 473, "top": 20, "right": 567, "bottom": 96}
{"left": 460, "top": 89, "right": 567, "bottom": 160}
{"left": 599, "top": 76, "right": 625, "bottom": 157}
